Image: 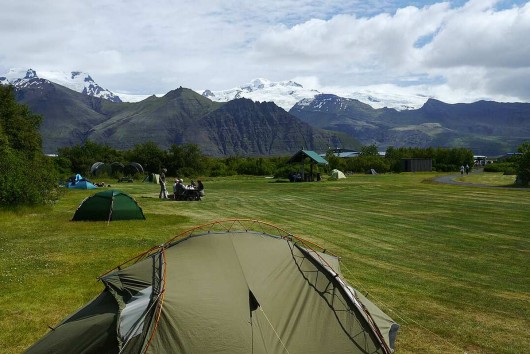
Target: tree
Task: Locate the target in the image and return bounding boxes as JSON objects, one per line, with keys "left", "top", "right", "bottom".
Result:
{"left": 514, "top": 141, "right": 530, "bottom": 186}
{"left": 167, "top": 144, "right": 208, "bottom": 177}
{"left": 0, "top": 85, "right": 60, "bottom": 206}
{"left": 124, "top": 142, "right": 166, "bottom": 174}
{"left": 325, "top": 149, "right": 345, "bottom": 171}
{"left": 58, "top": 141, "right": 123, "bottom": 175}
{"left": 0, "top": 85, "right": 42, "bottom": 157}
{"left": 359, "top": 144, "right": 379, "bottom": 156}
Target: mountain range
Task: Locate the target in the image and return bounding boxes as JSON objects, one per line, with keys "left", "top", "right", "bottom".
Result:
{"left": 2, "top": 69, "right": 529, "bottom": 156}
{"left": 1, "top": 69, "right": 428, "bottom": 110}
{"left": 200, "top": 78, "right": 429, "bottom": 111}
{"left": 6, "top": 72, "right": 354, "bottom": 155}
{"left": 289, "top": 94, "right": 530, "bottom": 155}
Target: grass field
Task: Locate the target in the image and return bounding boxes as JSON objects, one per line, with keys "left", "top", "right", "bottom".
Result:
{"left": 459, "top": 174, "right": 520, "bottom": 188}
{"left": 1, "top": 172, "right": 529, "bottom": 353}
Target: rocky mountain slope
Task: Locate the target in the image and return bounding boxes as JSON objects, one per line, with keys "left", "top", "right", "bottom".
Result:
{"left": 11, "top": 79, "right": 357, "bottom": 155}
{"left": 289, "top": 94, "right": 530, "bottom": 155}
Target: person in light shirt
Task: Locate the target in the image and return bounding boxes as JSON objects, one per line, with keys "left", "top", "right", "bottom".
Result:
{"left": 159, "top": 168, "right": 168, "bottom": 199}
{"left": 175, "top": 179, "right": 186, "bottom": 194}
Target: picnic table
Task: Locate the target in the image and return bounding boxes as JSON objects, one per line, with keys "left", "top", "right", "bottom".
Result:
{"left": 173, "top": 189, "right": 201, "bottom": 201}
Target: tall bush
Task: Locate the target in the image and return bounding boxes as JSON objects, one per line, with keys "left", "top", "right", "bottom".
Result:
{"left": 513, "top": 142, "right": 530, "bottom": 186}
{"left": 0, "top": 86, "right": 60, "bottom": 206}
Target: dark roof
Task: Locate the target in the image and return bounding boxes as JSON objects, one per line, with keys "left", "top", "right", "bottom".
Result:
{"left": 288, "top": 150, "right": 328, "bottom": 164}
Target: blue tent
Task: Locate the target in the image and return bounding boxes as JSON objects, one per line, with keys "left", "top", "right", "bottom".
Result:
{"left": 66, "top": 175, "right": 98, "bottom": 189}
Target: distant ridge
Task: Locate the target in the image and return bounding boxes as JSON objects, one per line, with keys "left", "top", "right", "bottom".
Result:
{"left": 289, "top": 94, "right": 530, "bottom": 155}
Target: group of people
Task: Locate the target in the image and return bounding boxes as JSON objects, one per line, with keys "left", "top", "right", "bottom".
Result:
{"left": 460, "top": 164, "right": 470, "bottom": 175}
{"left": 158, "top": 168, "right": 204, "bottom": 200}
{"left": 173, "top": 178, "right": 204, "bottom": 195}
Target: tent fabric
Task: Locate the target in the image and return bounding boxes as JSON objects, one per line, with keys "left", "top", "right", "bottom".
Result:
{"left": 67, "top": 180, "right": 98, "bottom": 189}
{"left": 25, "top": 221, "right": 398, "bottom": 354}
{"left": 124, "top": 162, "right": 144, "bottom": 175}
{"left": 142, "top": 173, "right": 159, "bottom": 184}
{"left": 24, "top": 291, "right": 120, "bottom": 354}
{"left": 90, "top": 162, "right": 105, "bottom": 175}
{"left": 287, "top": 149, "right": 329, "bottom": 165}
{"left": 72, "top": 190, "right": 145, "bottom": 221}
{"left": 330, "top": 169, "right": 346, "bottom": 179}
{"left": 66, "top": 176, "right": 98, "bottom": 189}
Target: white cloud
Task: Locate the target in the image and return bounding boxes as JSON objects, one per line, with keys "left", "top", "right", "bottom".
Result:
{"left": 1, "top": 0, "right": 529, "bottom": 102}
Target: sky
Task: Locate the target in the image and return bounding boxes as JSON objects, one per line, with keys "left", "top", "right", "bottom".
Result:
{"left": 1, "top": 0, "right": 529, "bottom": 103}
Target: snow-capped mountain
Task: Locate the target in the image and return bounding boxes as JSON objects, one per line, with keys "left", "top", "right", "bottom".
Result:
{"left": 200, "top": 78, "right": 321, "bottom": 111}
{"left": 1, "top": 68, "right": 46, "bottom": 88}
{"left": 1, "top": 68, "right": 122, "bottom": 102}
{"left": 338, "top": 90, "right": 429, "bottom": 111}
{"left": 200, "top": 78, "right": 429, "bottom": 111}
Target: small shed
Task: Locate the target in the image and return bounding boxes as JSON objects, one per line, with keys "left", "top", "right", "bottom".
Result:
{"left": 401, "top": 158, "right": 432, "bottom": 172}
{"left": 288, "top": 150, "right": 328, "bottom": 182}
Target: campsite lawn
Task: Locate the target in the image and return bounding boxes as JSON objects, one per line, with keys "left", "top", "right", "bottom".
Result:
{"left": 455, "top": 171, "right": 517, "bottom": 186}
{"left": 1, "top": 173, "right": 529, "bottom": 353}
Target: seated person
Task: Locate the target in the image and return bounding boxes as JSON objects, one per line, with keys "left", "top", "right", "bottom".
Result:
{"left": 197, "top": 180, "right": 205, "bottom": 196}
{"left": 173, "top": 178, "right": 179, "bottom": 192}
{"left": 175, "top": 179, "right": 187, "bottom": 195}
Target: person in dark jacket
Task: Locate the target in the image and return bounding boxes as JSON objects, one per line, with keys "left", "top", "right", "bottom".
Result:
{"left": 197, "top": 180, "right": 205, "bottom": 197}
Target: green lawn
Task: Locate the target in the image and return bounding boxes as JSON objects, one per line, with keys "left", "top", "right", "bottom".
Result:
{"left": 455, "top": 171, "right": 517, "bottom": 186}
{"left": 1, "top": 173, "right": 529, "bottom": 353}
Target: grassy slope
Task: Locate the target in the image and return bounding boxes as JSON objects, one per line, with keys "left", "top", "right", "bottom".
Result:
{"left": 1, "top": 173, "right": 528, "bottom": 353}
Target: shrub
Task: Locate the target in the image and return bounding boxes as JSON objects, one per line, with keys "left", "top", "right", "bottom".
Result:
{"left": 0, "top": 150, "right": 61, "bottom": 206}
{"left": 483, "top": 162, "right": 515, "bottom": 173}
{"left": 513, "top": 142, "right": 530, "bottom": 186}
{"left": 0, "top": 86, "right": 61, "bottom": 206}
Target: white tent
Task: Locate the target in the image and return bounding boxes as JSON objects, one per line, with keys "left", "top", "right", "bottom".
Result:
{"left": 330, "top": 169, "right": 346, "bottom": 179}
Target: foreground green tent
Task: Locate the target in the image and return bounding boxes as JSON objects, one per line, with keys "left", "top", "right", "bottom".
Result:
{"left": 25, "top": 220, "right": 398, "bottom": 354}
{"left": 72, "top": 190, "right": 145, "bottom": 221}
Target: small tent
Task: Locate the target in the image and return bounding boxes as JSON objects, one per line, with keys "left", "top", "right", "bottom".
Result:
{"left": 143, "top": 173, "right": 159, "bottom": 184}
{"left": 124, "top": 162, "right": 144, "bottom": 176}
{"left": 72, "top": 190, "right": 145, "bottom": 221}
{"left": 66, "top": 174, "right": 98, "bottom": 189}
{"left": 25, "top": 220, "right": 398, "bottom": 354}
{"left": 90, "top": 162, "right": 105, "bottom": 175}
{"left": 330, "top": 169, "right": 346, "bottom": 179}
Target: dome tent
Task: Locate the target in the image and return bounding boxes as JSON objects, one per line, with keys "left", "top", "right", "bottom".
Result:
{"left": 124, "top": 162, "right": 144, "bottom": 175}
{"left": 25, "top": 220, "right": 398, "bottom": 354}
{"left": 66, "top": 174, "right": 98, "bottom": 189}
{"left": 90, "top": 162, "right": 105, "bottom": 175}
{"left": 72, "top": 190, "right": 145, "bottom": 221}
{"left": 330, "top": 169, "right": 346, "bottom": 179}
{"left": 111, "top": 162, "right": 125, "bottom": 175}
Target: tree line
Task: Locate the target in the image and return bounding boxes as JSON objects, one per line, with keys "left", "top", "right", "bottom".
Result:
{"left": 325, "top": 145, "right": 475, "bottom": 174}
{"left": 56, "top": 142, "right": 477, "bottom": 180}
{"left": 1, "top": 85, "right": 529, "bottom": 207}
